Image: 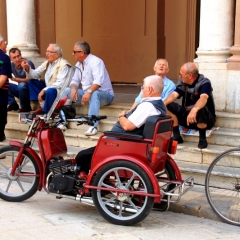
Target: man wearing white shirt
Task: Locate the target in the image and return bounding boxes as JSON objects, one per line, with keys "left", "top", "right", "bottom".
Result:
{"left": 61, "top": 41, "right": 114, "bottom": 136}
{"left": 75, "top": 75, "right": 166, "bottom": 174}
{"left": 21, "top": 44, "right": 71, "bottom": 114}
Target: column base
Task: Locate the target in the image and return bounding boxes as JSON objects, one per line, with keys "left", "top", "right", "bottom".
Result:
{"left": 194, "top": 50, "right": 231, "bottom": 63}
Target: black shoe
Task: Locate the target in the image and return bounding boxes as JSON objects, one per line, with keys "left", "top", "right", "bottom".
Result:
{"left": 0, "top": 135, "right": 6, "bottom": 142}
{"left": 198, "top": 138, "right": 208, "bottom": 149}
{"left": 7, "top": 102, "right": 19, "bottom": 111}
{"left": 171, "top": 136, "right": 183, "bottom": 144}
{"left": 18, "top": 107, "right": 32, "bottom": 113}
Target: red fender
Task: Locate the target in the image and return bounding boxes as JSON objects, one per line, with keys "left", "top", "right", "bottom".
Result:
{"left": 85, "top": 155, "right": 162, "bottom": 203}
{"left": 9, "top": 140, "right": 43, "bottom": 190}
{"left": 166, "top": 154, "right": 183, "bottom": 182}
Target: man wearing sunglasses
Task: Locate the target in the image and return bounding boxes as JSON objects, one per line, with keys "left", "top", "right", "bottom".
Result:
{"left": 61, "top": 41, "right": 114, "bottom": 136}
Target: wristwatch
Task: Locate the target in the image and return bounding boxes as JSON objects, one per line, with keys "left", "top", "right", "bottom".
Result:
{"left": 87, "top": 89, "right": 92, "bottom": 94}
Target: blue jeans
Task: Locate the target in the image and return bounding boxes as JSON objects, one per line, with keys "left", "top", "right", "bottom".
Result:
{"left": 42, "top": 88, "right": 58, "bottom": 113}
{"left": 61, "top": 88, "right": 114, "bottom": 127}
{"left": 8, "top": 82, "right": 30, "bottom": 109}
{"left": 28, "top": 79, "right": 46, "bottom": 101}
{"left": 8, "top": 80, "right": 46, "bottom": 108}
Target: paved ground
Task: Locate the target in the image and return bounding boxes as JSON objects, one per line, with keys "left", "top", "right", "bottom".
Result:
{"left": 0, "top": 188, "right": 240, "bottom": 240}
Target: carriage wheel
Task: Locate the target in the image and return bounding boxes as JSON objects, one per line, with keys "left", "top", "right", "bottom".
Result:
{"left": 92, "top": 160, "right": 154, "bottom": 226}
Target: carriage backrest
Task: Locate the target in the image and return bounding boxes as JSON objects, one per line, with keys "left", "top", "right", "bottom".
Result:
{"left": 142, "top": 115, "right": 173, "bottom": 140}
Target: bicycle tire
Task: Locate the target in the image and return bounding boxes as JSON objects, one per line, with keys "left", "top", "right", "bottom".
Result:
{"left": 205, "top": 148, "right": 240, "bottom": 226}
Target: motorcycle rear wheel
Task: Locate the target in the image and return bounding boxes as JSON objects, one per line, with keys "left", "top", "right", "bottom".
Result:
{"left": 0, "top": 145, "right": 40, "bottom": 202}
{"left": 92, "top": 160, "right": 154, "bottom": 226}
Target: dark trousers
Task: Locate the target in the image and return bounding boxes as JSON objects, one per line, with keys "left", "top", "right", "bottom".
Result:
{"left": 167, "top": 102, "right": 216, "bottom": 130}
{"left": 75, "top": 146, "right": 96, "bottom": 173}
{"left": 42, "top": 88, "right": 57, "bottom": 113}
{"left": 0, "top": 103, "right": 7, "bottom": 140}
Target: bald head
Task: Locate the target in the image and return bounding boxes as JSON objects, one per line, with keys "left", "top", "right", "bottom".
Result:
{"left": 182, "top": 62, "right": 199, "bottom": 77}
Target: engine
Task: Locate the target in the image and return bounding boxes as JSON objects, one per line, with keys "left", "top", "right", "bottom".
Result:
{"left": 47, "top": 159, "right": 82, "bottom": 194}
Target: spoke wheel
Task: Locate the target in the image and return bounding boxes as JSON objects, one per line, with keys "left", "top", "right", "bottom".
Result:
{"left": 0, "top": 145, "right": 40, "bottom": 202}
{"left": 92, "top": 160, "right": 154, "bottom": 226}
{"left": 205, "top": 148, "right": 240, "bottom": 226}
{"left": 153, "top": 161, "right": 176, "bottom": 211}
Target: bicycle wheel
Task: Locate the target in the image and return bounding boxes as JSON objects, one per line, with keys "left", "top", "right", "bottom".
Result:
{"left": 92, "top": 160, "right": 154, "bottom": 226}
{"left": 205, "top": 148, "right": 240, "bottom": 226}
{"left": 0, "top": 145, "right": 40, "bottom": 202}
{"left": 153, "top": 160, "right": 176, "bottom": 211}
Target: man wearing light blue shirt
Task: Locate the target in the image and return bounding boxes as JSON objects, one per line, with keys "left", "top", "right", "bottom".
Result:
{"left": 61, "top": 41, "right": 114, "bottom": 136}
{"left": 130, "top": 59, "right": 175, "bottom": 110}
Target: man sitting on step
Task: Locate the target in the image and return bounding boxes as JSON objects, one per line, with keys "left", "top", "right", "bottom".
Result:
{"left": 129, "top": 58, "right": 175, "bottom": 111}
{"left": 21, "top": 44, "right": 71, "bottom": 115}
{"left": 164, "top": 62, "right": 216, "bottom": 149}
{"left": 7, "top": 48, "right": 45, "bottom": 112}
{"left": 76, "top": 75, "right": 166, "bottom": 175}
{"left": 60, "top": 41, "right": 114, "bottom": 136}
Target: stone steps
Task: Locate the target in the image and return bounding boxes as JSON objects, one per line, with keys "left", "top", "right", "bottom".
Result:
{"left": 4, "top": 101, "right": 240, "bottom": 187}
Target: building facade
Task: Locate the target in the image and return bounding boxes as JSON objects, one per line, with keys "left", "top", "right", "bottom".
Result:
{"left": 0, "top": 0, "right": 240, "bottom": 112}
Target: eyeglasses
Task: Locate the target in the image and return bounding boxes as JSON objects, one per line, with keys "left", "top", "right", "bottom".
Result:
{"left": 141, "top": 85, "right": 145, "bottom": 90}
{"left": 45, "top": 51, "right": 57, "bottom": 54}
{"left": 73, "top": 50, "right": 83, "bottom": 54}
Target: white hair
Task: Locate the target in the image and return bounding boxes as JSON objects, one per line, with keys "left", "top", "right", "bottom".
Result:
{"left": 0, "top": 34, "right": 4, "bottom": 42}
{"left": 144, "top": 75, "right": 164, "bottom": 93}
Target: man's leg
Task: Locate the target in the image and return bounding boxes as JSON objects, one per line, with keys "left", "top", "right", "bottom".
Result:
{"left": 28, "top": 79, "right": 46, "bottom": 101}
{"left": 166, "top": 102, "right": 185, "bottom": 143}
{"left": 60, "top": 87, "right": 84, "bottom": 103}
{"left": 0, "top": 104, "right": 7, "bottom": 141}
{"left": 7, "top": 83, "right": 19, "bottom": 111}
{"left": 88, "top": 90, "right": 114, "bottom": 127}
{"left": 196, "top": 107, "right": 215, "bottom": 149}
{"left": 18, "top": 82, "right": 31, "bottom": 110}
{"left": 75, "top": 146, "right": 96, "bottom": 174}
{"left": 42, "top": 88, "right": 58, "bottom": 113}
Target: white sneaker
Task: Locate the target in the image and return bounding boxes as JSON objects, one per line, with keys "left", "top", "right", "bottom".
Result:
{"left": 85, "top": 126, "right": 98, "bottom": 136}
{"left": 57, "top": 122, "right": 68, "bottom": 131}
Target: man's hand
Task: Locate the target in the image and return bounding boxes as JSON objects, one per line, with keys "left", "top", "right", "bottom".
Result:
{"left": 70, "top": 87, "right": 79, "bottom": 102}
{"left": 21, "top": 60, "right": 30, "bottom": 73}
{"left": 81, "top": 92, "right": 91, "bottom": 104}
{"left": 118, "top": 110, "right": 127, "bottom": 118}
{"left": 187, "top": 108, "right": 198, "bottom": 125}
{"left": 38, "top": 89, "right": 45, "bottom": 102}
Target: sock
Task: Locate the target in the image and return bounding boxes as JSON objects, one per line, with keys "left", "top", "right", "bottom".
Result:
{"left": 173, "top": 126, "right": 181, "bottom": 139}
{"left": 199, "top": 129, "right": 206, "bottom": 140}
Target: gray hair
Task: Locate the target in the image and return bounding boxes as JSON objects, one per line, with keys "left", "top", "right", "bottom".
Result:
{"left": 0, "top": 34, "right": 4, "bottom": 42}
{"left": 75, "top": 41, "right": 91, "bottom": 54}
{"left": 49, "top": 44, "right": 62, "bottom": 57}
{"left": 154, "top": 58, "right": 169, "bottom": 68}
{"left": 144, "top": 75, "right": 164, "bottom": 93}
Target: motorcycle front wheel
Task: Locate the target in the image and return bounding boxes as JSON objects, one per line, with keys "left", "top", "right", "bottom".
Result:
{"left": 0, "top": 145, "right": 40, "bottom": 202}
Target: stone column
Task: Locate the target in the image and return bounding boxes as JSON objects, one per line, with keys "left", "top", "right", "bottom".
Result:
{"left": 6, "top": 0, "right": 40, "bottom": 57}
{"left": 194, "top": 0, "right": 235, "bottom": 112}
{"left": 195, "top": 0, "right": 234, "bottom": 63}
{"left": 0, "top": 0, "right": 7, "bottom": 40}
{"left": 226, "top": 0, "right": 240, "bottom": 113}
{"left": 228, "top": 0, "right": 240, "bottom": 70}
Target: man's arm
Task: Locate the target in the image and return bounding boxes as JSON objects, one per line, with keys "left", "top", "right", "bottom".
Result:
{"left": 117, "top": 110, "right": 136, "bottom": 131}
{"left": 0, "top": 75, "right": 7, "bottom": 88}
{"left": 187, "top": 93, "right": 208, "bottom": 125}
{"left": 163, "top": 91, "right": 179, "bottom": 105}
